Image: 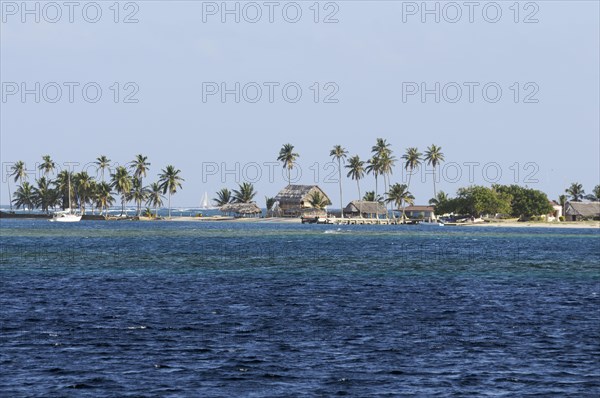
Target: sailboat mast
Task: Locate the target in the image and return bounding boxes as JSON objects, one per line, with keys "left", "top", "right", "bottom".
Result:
{"left": 68, "top": 172, "right": 72, "bottom": 211}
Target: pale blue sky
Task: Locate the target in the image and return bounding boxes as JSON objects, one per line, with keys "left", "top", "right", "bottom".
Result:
{"left": 1, "top": 1, "right": 599, "bottom": 207}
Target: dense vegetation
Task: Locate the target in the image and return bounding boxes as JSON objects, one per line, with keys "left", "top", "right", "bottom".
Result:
{"left": 434, "top": 185, "right": 555, "bottom": 219}
{"left": 7, "top": 155, "right": 183, "bottom": 218}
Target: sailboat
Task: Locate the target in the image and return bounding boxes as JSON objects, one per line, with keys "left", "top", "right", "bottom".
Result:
{"left": 50, "top": 173, "right": 82, "bottom": 222}
{"left": 200, "top": 192, "right": 216, "bottom": 210}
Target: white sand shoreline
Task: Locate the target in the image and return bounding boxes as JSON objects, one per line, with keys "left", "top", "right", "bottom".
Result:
{"left": 157, "top": 217, "right": 599, "bottom": 229}
{"left": 458, "top": 221, "right": 599, "bottom": 229}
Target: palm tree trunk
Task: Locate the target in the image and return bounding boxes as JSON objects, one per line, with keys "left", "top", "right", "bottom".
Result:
{"left": 374, "top": 175, "right": 379, "bottom": 219}
{"left": 356, "top": 180, "right": 362, "bottom": 217}
{"left": 121, "top": 195, "right": 125, "bottom": 216}
{"left": 432, "top": 167, "right": 437, "bottom": 198}
{"left": 383, "top": 173, "right": 389, "bottom": 219}
{"left": 338, "top": 159, "right": 343, "bottom": 218}
{"left": 402, "top": 173, "right": 412, "bottom": 223}
{"left": 7, "top": 180, "right": 12, "bottom": 211}
{"left": 138, "top": 177, "right": 142, "bottom": 216}
{"left": 168, "top": 192, "right": 172, "bottom": 218}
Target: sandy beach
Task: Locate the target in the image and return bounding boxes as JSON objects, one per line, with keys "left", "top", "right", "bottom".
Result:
{"left": 157, "top": 216, "right": 599, "bottom": 228}
{"left": 155, "top": 216, "right": 302, "bottom": 224}
{"left": 459, "top": 221, "right": 600, "bottom": 229}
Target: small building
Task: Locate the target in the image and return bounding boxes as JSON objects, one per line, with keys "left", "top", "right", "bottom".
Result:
{"left": 403, "top": 205, "right": 436, "bottom": 221}
{"left": 220, "top": 202, "right": 262, "bottom": 218}
{"left": 547, "top": 200, "right": 563, "bottom": 221}
{"left": 274, "top": 185, "right": 331, "bottom": 217}
{"left": 343, "top": 201, "right": 387, "bottom": 219}
{"left": 564, "top": 202, "right": 600, "bottom": 221}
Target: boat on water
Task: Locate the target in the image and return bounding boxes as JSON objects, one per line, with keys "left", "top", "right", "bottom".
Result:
{"left": 200, "top": 192, "right": 218, "bottom": 210}
{"left": 50, "top": 209, "right": 82, "bottom": 223}
{"left": 50, "top": 173, "right": 81, "bottom": 222}
{"left": 419, "top": 220, "right": 444, "bottom": 226}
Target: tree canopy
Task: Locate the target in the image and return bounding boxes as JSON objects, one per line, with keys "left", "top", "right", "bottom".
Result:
{"left": 493, "top": 185, "right": 553, "bottom": 219}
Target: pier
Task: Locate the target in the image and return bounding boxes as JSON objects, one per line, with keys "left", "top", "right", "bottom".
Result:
{"left": 301, "top": 216, "right": 402, "bottom": 225}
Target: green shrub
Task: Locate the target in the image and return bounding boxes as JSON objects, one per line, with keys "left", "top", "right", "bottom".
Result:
{"left": 559, "top": 216, "right": 565, "bottom": 222}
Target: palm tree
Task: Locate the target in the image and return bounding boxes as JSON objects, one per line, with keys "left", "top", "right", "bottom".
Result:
{"left": 424, "top": 144, "right": 444, "bottom": 197}
{"left": 365, "top": 155, "right": 382, "bottom": 198}
{"left": 265, "top": 196, "right": 276, "bottom": 217}
{"left": 363, "top": 191, "right": 383, "bottom": 202}
{"left": 330, "top": 145, "right": 348, "bottom": 218}
{"left": 96, "top": 181, "right": 115, "bottom": 218}
{"left": 307, "top": 190, "right": 330, "bottom": 210}
{"left": 146, "top": 182, "right": 164, "bottom": 218}
{"left": 39, "top": 155, "right": 56, "bottom": 178}
{"left": 372, "top": 139, "right": 392, "bottom": 190}
{"left": 372, "top": 138, "right": 391, "bottom": 158}
{"left": 53, "top": 170, "right": 75, "bottom": 210}
{"left": 371, "top": 139, "right": 394, "bottom": 217}
{"left": 213, "top": 188, "right": 233, "bottom": 207}
{"left": 379, "top": 151, "right": 397, "bottom": 218}
{"left": 95, "top": 155, "right": 111, "bottom": 182}
{"left": 12, "top": 182, "right": 36, "bottom": 212}
{"left": 233, "top": 182, "right": 257, "bottom": 203}
{"left": 277, "top": 143, "right": 299, "bottom": 185}
{"left": 158, "top": 165, "right": 184, "bottom": 218}
{"left": 379, "top": 152, "right": 396, "bottom": 195}
{"left": 74, "top": 171, "right": 93, "bottom": 214}
{"left": 90, "top": 181, "right": 104, "bottom": 215}
{"left": 402, "top": 147, "right": 422, "bottom": 192}
{"left": 111, "top": 166, "right": 133, "bottom": 216}
{"left": 428, "top": 191, "right": 448, "bottom": 206}
{"left": 33, "top": 177, "right": 58, "bottom": 213}
{"left": 386, "top": 183, "right": 414, "bottom": 221}
{"left": 558, "top": 194, "right": 568, "bottom": 220}
{"left": 129, "top": 154, "right": 151, "bottom": 187}
{"left": 131, "top": 177, "right": 148, "bottom": 216}
{"left": 346, "top": 155, "right": 365, "bottom": 215}
{"left": 10, "top": 161, "right": 27, "bottom": 184}
{"left": 565, "top": 182, "right": 585, "bottom": 202}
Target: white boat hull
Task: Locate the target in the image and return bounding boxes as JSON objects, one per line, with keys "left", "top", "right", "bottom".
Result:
{"left": 50, "top": 213, "right": 82, "bottom": 222}
{"left": 419, "top": 221, "right": 444, "bottom": 226}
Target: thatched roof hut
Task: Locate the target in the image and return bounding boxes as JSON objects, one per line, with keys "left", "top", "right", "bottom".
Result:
{"left": 274, "top": 185, "right": 331, "bottom": 217}
{"left": 343, "top": 201, "right": 386, "bottom": 218}
{"left": 220, "top": 202, "right": 262, "bottom": 218}
{"left": 565, "top": 202, "right": 600, "bottom": 221}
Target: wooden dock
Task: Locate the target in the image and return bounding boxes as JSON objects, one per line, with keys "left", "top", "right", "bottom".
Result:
{"left": 302, "top": 216, "right": 402, "bottom": 225}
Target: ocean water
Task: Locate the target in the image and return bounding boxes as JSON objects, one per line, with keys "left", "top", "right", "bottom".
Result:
{"left": 1, "top": 220, "right": 599, "bottom": 397}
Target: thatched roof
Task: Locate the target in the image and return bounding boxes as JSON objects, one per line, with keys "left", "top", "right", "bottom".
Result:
{"left": 344, "top": 201, "right": 386, "bottom": 215}
{"left": 565, "top": 202, "right": 600, "bottom": 217}
{"left": 274, "top": 185, "right": 331, "bottom": 205}
{"left": 220, "top": 202, "right": 262, "bottom": 215}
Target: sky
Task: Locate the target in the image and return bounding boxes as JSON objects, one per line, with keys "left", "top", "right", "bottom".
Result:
{"left": 1, "top": 0, "right": 599, "bottom": 208}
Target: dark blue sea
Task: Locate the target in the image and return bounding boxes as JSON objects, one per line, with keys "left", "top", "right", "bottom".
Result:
{"left": 1, "top": 219, "right": 599, "bottom": 397}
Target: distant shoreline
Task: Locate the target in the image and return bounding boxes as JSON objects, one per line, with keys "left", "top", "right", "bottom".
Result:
{"left": 459, "top": 221, "right": 599, "bottom": 229}
{"left": 1, "top": 211, "right": 598, "bottom": 229}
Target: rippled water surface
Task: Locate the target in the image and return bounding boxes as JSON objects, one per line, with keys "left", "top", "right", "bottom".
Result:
{"left": 1, "top": 219, "right": 599, "bottom": 396}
